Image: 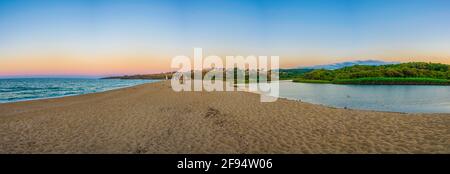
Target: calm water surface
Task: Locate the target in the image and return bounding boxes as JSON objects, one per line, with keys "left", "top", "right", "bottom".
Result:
{"left": 278, "top": 81, "right": 450, "bottom": 113}
{"left": 0, "top": 78, "right": 159, "bottom": 103}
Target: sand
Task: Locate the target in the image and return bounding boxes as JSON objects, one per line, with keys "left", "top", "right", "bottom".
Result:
{"left": 0, "top": 81, "right": 449, "bottom": 154}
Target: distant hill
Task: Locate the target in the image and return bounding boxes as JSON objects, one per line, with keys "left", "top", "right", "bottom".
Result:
{"left": 102, "top": 72, "right": 174, "bottom": 80}
{"left": 299, "top": 60, "right": 399, "bottom": 70}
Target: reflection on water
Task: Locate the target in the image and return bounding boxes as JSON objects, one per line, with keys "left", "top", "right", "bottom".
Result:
{"left": 0, "top": 78, "right": 158, "bottom": 103}
{"left": 278, "top": 81, "right": 450, "bottom": 113}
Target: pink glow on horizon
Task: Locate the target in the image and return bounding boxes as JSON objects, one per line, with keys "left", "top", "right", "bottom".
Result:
{"left": 1, "top": 51, "right": 450, "bottom": 77}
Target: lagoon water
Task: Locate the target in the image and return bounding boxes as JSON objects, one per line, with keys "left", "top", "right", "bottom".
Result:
{"left": 0, "top": 78, "right": 158, "bottom": 103}
{"left": 278, "top": 81, "right": 450, "bottom": 113}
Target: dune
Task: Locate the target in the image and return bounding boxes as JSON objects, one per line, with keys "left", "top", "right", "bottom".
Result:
{"left": 0, "top": 81, "right": 449, "bottom": 153}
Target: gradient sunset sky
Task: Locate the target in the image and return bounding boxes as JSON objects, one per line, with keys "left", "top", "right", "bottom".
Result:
{"left": 1, "top": 0, "right": 450, "bottom": 78}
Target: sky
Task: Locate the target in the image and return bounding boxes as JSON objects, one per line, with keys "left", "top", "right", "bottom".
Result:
{"left": 1, "top": 0, "right": 450, "bottom": 78}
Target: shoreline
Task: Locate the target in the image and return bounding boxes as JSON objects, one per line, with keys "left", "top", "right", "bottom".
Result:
{"left": 0, "top": 81, "right": 449, "bottom": 153}
{"left": 0, "top": 79, "right": 159, "bottom": 104}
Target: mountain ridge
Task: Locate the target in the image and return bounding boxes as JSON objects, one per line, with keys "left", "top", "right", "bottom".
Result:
{"left": 298, "top": 60, "right": 399, "bottom": 70}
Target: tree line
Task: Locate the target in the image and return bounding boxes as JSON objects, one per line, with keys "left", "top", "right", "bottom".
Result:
{"left": 301, "top": 62, "right": 450, "bottom": 81}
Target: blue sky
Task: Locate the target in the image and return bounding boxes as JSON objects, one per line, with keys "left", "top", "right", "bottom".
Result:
{"left": 1, "top": 0, "right": 450, "bottom": 77}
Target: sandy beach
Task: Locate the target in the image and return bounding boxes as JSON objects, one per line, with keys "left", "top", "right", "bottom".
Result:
{"left": 0, "top": 81, "right": 449, "bottom": 154}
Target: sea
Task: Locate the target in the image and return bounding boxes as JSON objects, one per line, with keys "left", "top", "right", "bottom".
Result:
{"left": 0, "top": 78, "right": 158, "bottom": 103}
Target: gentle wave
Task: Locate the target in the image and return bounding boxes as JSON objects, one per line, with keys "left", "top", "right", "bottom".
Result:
{"left": 0, "top": 78, "right": 158, "bottom": 103}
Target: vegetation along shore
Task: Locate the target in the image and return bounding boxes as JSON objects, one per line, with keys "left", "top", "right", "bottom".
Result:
{"left": 293, "top": 62, "right": 450, "bottom": 85}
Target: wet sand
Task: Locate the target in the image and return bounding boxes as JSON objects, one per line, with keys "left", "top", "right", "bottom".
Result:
{"left": 0, "top": 81, "right": 449, "bottom": 153}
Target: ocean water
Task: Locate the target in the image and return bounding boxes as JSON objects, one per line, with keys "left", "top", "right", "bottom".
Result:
{"left": 0, "top": 78, "right": 158, "bottom": 103}
{"left": 278, "top": 81, "right": 450, "bottom": 113}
